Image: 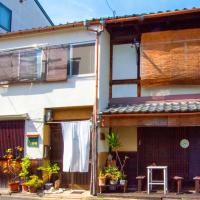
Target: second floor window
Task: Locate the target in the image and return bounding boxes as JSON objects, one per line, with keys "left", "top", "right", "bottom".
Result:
{"left": 68, "top": 43, "right": 95, "bottom": 76}
{"left": 0, "top": 2, "right": 12, "bottom": 32}
{"left": 0, "top": 42, "right": 95, "bottom": 84}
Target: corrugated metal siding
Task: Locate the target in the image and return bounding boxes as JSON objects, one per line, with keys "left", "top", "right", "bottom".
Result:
{"left": 0, "top": 120, "right": 25, "bottom": 188}
{"left": 0, "top": 120, "right": 25, "bottom": 158}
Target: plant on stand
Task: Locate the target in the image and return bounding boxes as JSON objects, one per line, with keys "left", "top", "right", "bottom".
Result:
{"left": 106, "top": 132, "right": 129, "bottom": 185}
{"left": 37, "top": 162, "right": 60, "bottom": 190}
{"left": 19, "top": 156, "right": 31, "bottom": 192}
{"left": 105, "top": 166, "right": 122, "bottom": 185}
{"left": 2, "top": 148, "right": 22, "bottom": 192}
{"left": 26, "top": 175, "right": 43, "bottom": 193}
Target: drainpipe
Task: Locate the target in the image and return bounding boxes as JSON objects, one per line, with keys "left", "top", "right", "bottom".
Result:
{"left": 84, "top": 20, "right": 104, "bottom": 195}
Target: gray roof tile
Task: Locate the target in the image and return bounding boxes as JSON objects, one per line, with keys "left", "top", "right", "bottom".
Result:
{"left": 103, "top": 101, "right": 200, "bottom": 114}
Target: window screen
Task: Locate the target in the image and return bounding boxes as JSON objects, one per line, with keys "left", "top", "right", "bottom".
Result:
{"left": 70, "top": 43, "right": 95, "bottom": 75}
{"left": 0, "top": 3, "right": 12, "bottom": 32}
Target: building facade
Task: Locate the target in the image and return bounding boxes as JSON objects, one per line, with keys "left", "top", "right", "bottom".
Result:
{"left": 0, "top": 7, "right": 200, "bottom": 194}
{"left": 0, "top": 0, "right": 53, "bottom": 33}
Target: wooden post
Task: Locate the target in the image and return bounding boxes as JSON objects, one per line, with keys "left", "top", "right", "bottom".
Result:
{"left": 193, "top": 176, "right": 200, "bottom": 193}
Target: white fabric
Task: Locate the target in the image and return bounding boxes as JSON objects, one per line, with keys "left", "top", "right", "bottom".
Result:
{"left": 61, "top": 120, "right": 91, "bottom": 172}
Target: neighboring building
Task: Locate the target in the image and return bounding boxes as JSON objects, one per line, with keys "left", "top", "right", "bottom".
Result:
{"left": 0, "top": 22, "right": 109, "bottom": 190}
{"left": 0, "top": 0, "right": 53, "bottom": 33}
{"left": 0, "top": 6, "right": 200, "bottom": 195}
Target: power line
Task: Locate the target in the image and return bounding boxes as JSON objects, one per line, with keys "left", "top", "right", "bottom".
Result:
{"left": 105, "top": 0, "right": 116, "bottom": 17}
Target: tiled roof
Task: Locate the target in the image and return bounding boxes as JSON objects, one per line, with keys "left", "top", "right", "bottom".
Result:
{"left": 0, "top": 7, "right": 199, "bottom": 37}
{"left": 103, "top": 101, "right": 200, "bottom": 114}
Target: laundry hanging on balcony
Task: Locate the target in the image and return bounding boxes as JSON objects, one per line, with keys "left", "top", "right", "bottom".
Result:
{"left": 61, "top": 120, "right": 91, "bottom": 172}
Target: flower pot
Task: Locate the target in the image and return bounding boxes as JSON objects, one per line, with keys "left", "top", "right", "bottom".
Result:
{"left": 22, "top": 183, "right": 29, "bottom": 192}
{"left": 110, "top": 180, "right": 118, "bottom": 185}
{"left": 98, "top": 177, "right": 106, "bottom": 186}
{"left": 44, "top": 182, "right": 53, "bottom": 190}
{"left": 8, "top": 181, "right": 20, "bottom": 192}
{"left": 120, "top": 179, "right": 126, "bottom": 185}
{"left": 54, "top": 179, "right": 61, "bottom": 190}
{"left": 29, "top": 186, "right": 37, "bottom": 193}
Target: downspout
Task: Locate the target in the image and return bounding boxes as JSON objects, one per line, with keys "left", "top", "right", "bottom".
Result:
{"left": 84, "top": 21, "right": 104, "bottom": 195}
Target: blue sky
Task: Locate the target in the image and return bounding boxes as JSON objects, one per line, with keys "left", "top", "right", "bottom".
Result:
{"left": 39, "top": 0, "right": 200, "bottom": 25}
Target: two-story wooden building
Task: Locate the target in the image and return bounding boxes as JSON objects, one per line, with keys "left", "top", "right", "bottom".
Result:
{"left": 100, "top": 7, "right": 200, "bottom": 191}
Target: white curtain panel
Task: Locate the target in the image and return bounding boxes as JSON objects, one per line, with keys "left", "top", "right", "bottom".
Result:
{"left": 61, "top": 120, "right": 91, "bottom": 172}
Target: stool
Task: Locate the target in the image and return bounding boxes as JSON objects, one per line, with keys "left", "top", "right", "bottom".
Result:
{"left": 136, "top": 176, "right": 145, "bottom": 192}
{"left": 173, "top": 176, "right": 184, "bottom": 194}
{"left": 193, "top": 176, "right": 200, "bottom": 193}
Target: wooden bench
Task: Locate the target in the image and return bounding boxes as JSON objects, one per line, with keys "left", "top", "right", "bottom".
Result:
{"left": 193, "top": 176, "right": 200, "bottom": 193}
{"left": 99, "top": 181, "right": 127, "bottom": 193}
{"left": 173, "top": 176, "right": 184, "bottom": 194}
{"left": 136, "top": 176, "right": 145, "bottom": 192}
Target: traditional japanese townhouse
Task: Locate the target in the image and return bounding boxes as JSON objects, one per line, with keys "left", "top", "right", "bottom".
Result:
{"left": 99, "top": 7, "right": 200, "bottom": 191}
{"left": 0, "top": 21, "right": 110, "bottom": 192}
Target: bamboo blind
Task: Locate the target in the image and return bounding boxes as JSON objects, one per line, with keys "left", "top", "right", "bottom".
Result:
{"left": 141, "top": 28, "right": 200, "bottom": 87}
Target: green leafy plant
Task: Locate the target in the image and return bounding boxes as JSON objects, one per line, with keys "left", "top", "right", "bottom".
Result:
{"left": 105, "top": 166, "right": 122, "bottom": 182}
{"left": 98, "top": 170, "right": 106, "bottom": 178}
{"left": 106, "top": 132, "right": 121, "bottom": 150}
{"left": 26, "top": 175, "right": 43, "bottom": 188}
{"left": 106, "top": 132, "right": 129, "bottom": 179}
{"left": 19, "top": 156, "right": 31, "bottom": 182}
{"left": 37, "top": 162, "right": 60, "bottom": 183}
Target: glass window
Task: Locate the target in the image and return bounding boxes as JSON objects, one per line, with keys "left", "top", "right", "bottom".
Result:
{"left": 69, "top": 43, "right": 95, "bottom": 75}
{"left": 19, "top": 49, "right": 42, "bottom": 81}
{"left": 0, "top": 3, "right": 12, "bottom": 32}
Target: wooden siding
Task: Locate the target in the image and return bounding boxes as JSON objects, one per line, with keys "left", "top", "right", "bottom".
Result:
{"left": 52, "top": 106, "right": 93, "bottom": 121}
{"left": 102, "top": 113, "right": 200, "bottom": 127}
{"left": 138, "top": 127, "right": 200, "bottom": 182}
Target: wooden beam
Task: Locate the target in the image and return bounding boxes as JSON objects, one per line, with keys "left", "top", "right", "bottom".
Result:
{"left": 109, "top": 41, "right": 113, "bottom": 100}
{"left": 112, "top": 79, "right": 139, "bottom": 85}
{"left": 110, "top": 93, "right": 200, "bottom": 105}
{"left": 101, "top": 113, "right": 200, "bottom": 127}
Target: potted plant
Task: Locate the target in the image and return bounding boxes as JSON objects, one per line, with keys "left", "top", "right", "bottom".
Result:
{"left": 105, "top": 166, "right": 121, "bottom": 184}
{"left": 26, "top": 175, "right": 43, "bottom": 193}
{"left": 98, "top": 170, "right": 106, "bottom": 186}
{"left": 37, "top": 162, "right": 60, "bottom": 190}
{"left": 19, "top": 156, "right": 31, "bottom": 192}
{"left": 119, "top": 174, "right": 127, "bottom": 185}
{"left": 106, "top": 132, "right": 129, "bottom": 185}
{"left": 2, "top": 148, "right": 21, "bottom": 192}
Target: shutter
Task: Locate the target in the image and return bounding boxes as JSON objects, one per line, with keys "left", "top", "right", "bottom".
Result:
{"left": 19, "top": 49, "right": 40, "bottom": 81}
{"left": 0, "top": 52, "right": 19, "bottom": 84}
{"left": 141, "top": 28, "right": 200, "bottom": 87}
{"left": 45, "top": 46, "right": 68, "bottom": 82}
{"left": 0, "top": 120, "right": 25, "bottom": 158}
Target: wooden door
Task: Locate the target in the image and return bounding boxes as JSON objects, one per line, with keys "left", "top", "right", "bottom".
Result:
{"left": 138, "top": 127, "right": 189, "bottom": 181}
{"left": 50, "top": 123, "right": 91, "bottom": 189}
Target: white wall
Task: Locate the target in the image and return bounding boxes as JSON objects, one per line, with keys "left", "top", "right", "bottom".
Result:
{"left": 98, "top": 29, "right": 110, "bottom": 112}
{"left": 112, "top": 44, "right": 137, "bottom": 80}
{"left": 112, "top": 43, "right": 138, "bottom": 98}
{"left": 142, "top": 85, "right": 200, "bottom": 96}
{"left": 0, "top": 28, "right": 97, "bottom": 159}
{"left": 112, "top": 84, "right": 137, "bottom": 98}
{"left": 0, "top": 0, "right": 51, "bottom": 32}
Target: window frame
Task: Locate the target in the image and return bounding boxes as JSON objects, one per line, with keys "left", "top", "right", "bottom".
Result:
{"left": 68, "top": 41, "right": 96, "bottom": 77}
{"left": 0, "top": 2, "right": 12, "bottom": 32}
